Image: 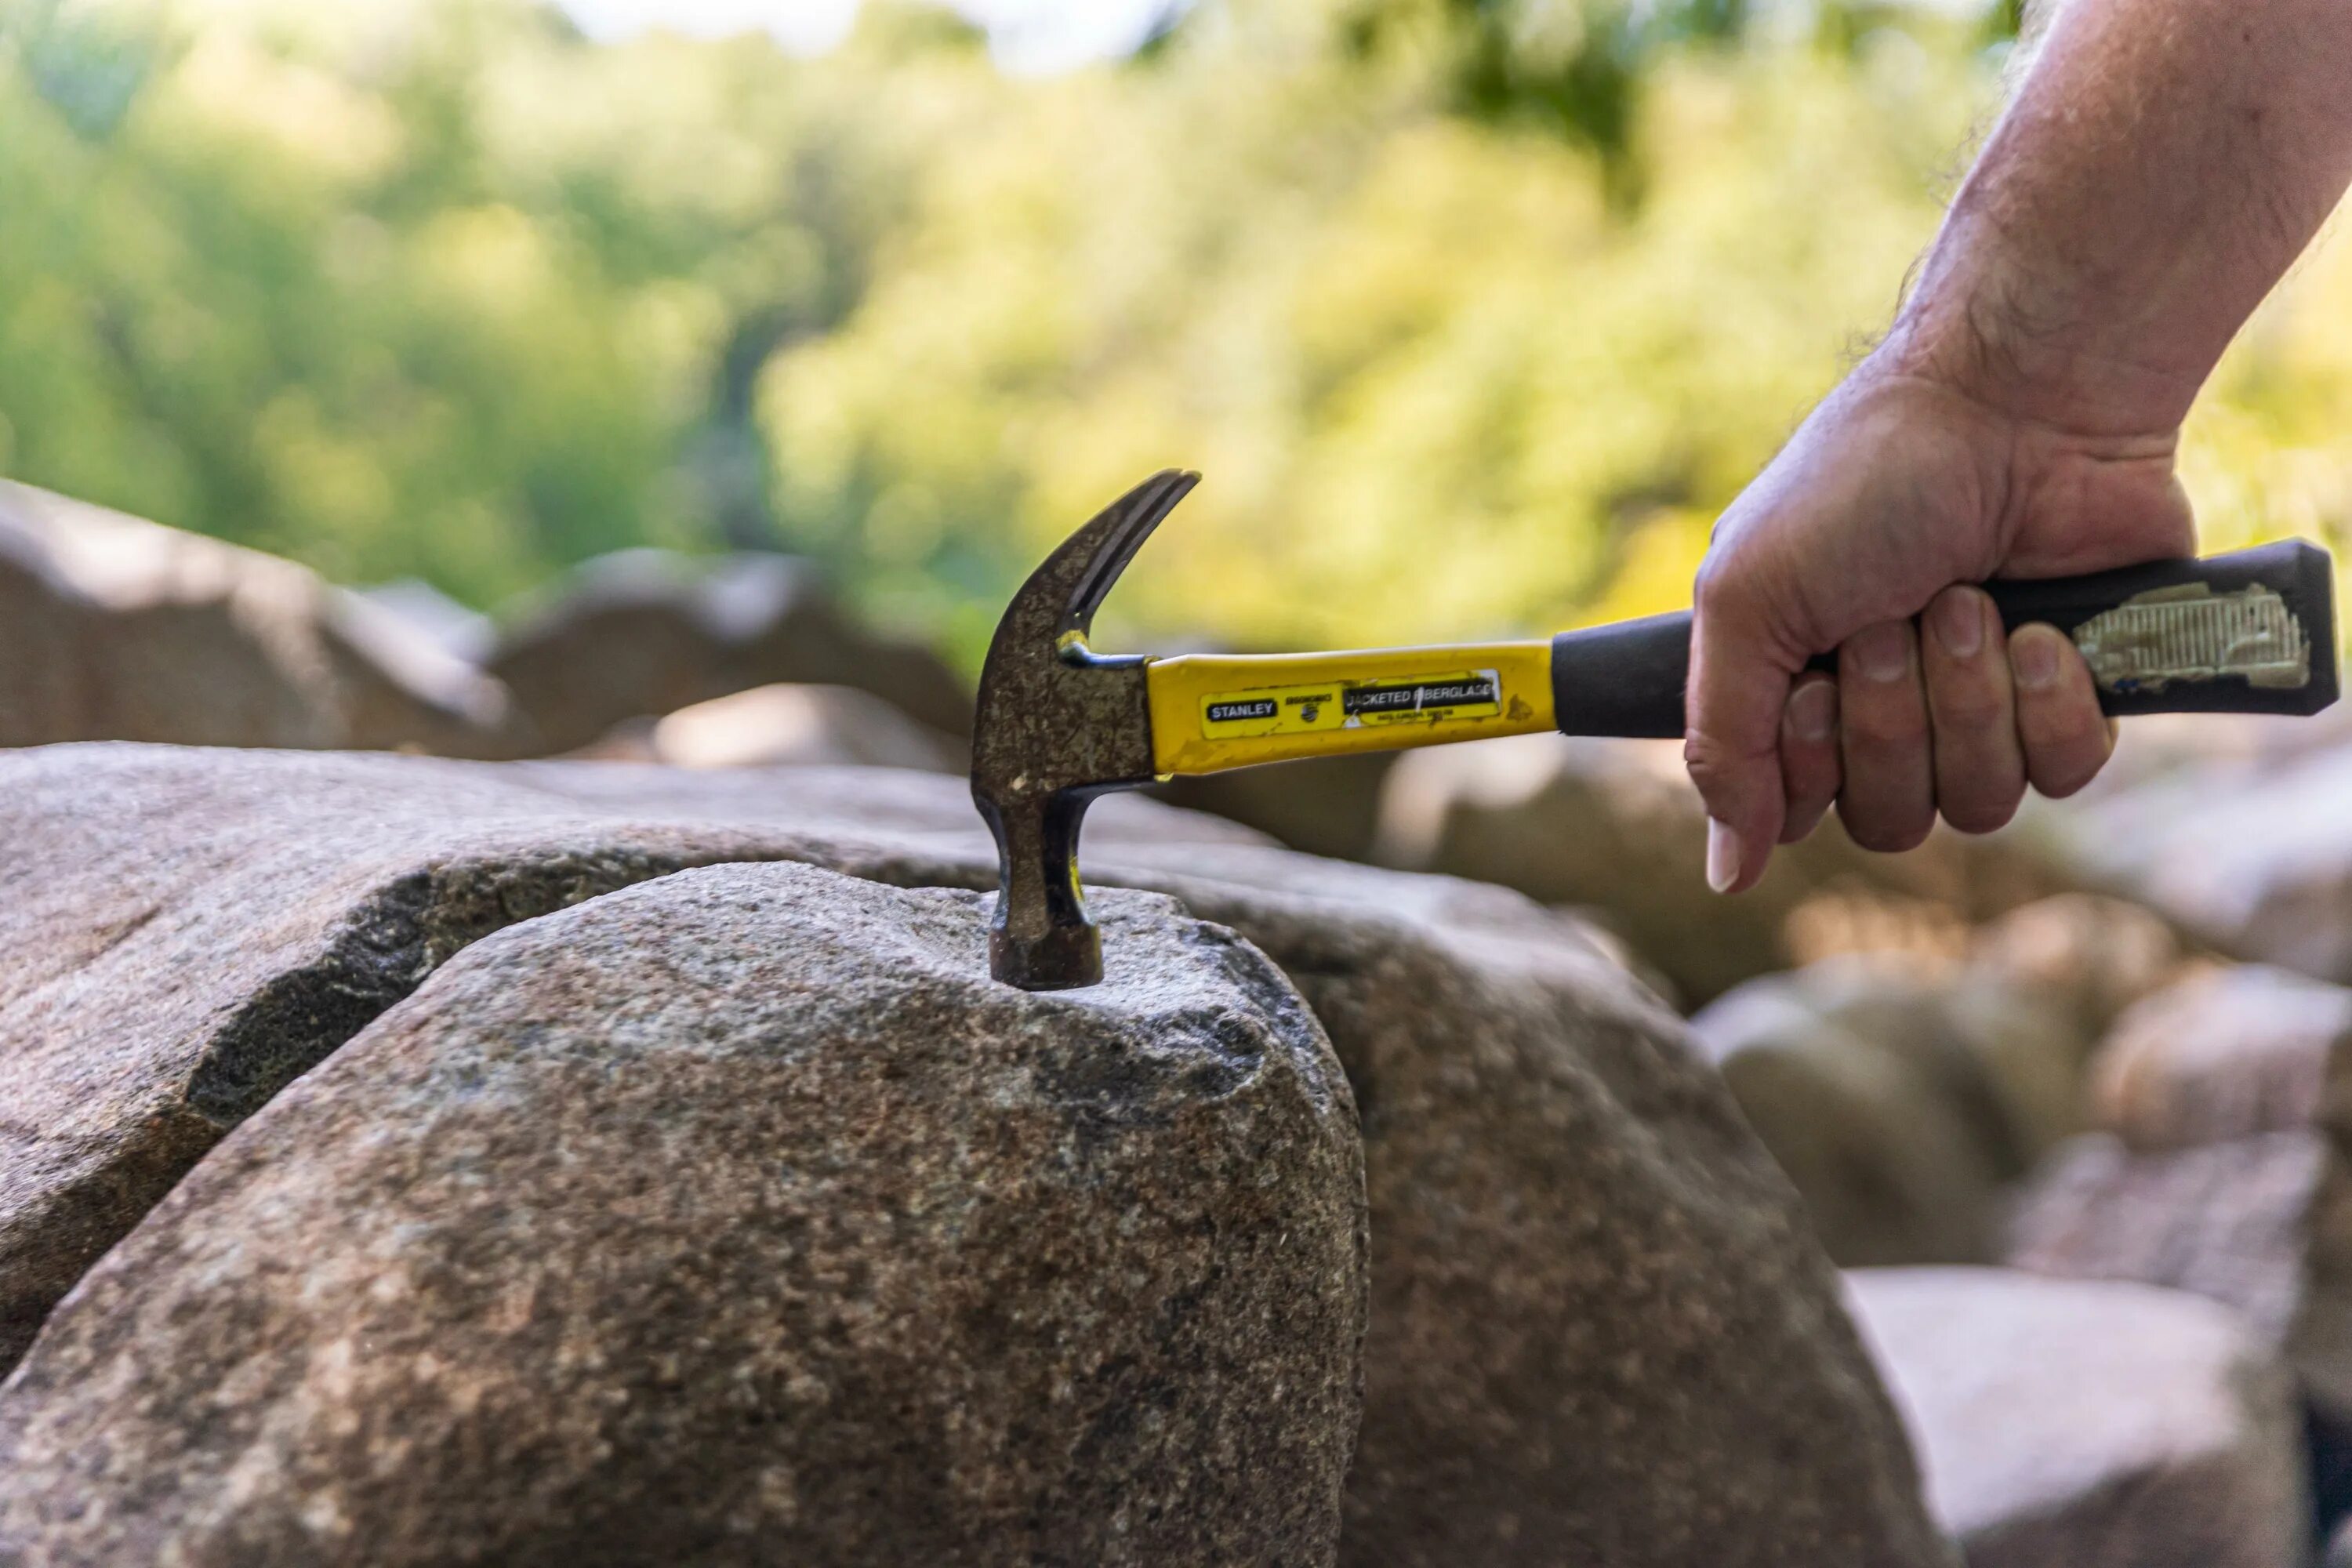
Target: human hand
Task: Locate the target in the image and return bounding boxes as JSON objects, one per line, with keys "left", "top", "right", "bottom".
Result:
{"left": 1683, "top": 349, "right": 2195, "bottom": 893}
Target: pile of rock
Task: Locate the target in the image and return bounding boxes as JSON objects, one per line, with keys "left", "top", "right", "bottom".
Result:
{"left": 13, "top": 477, "right": 2352, "bottom": 1563}
{"left": 2003, "top": 964, "right": 2352, "bottom": 1527}
{"left": 0, "top": 480, "right": 516, "bottom": 757}
{"left": 1848, "top": 1267, "right": 2307, "bottom": 1568}
{"left": 0, "top": 746, "right": 1947, "bottom": 1566}
{"left": 0, "top": 481, "right": 976, "bottom": 769}
{"left": 486, "top": 548, "right": 972, "bottom": 753}
{"left": 1372, "top": 733, "right": 2074, "bottom": 1007}
{"left": 1685, "top": 896, "right": 2181, "bottom": 1267}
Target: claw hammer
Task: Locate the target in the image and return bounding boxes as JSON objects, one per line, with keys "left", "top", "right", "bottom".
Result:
{"left": 972, "top": 470, "right": 2339, "bottom": 989}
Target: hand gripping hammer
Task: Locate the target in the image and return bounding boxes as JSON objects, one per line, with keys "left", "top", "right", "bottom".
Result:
{"left": 973, "top": 470, "right": 2339, "bottom": 989}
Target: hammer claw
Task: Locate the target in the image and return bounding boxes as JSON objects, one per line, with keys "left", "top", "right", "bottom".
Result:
{"left": 1062, "top": 470, "right": 1199, "bottom": 637}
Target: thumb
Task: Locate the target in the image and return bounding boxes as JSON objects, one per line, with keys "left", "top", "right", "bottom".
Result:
{"left": 1684, "top": 580, "right": 1794, "bottom": 894}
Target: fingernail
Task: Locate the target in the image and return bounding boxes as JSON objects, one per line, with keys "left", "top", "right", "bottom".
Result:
{"left": 1932, "top": 590, "right": 1983, "bottom": 659}
{"left": 1706, "top": 818, "right": 1744, "bottom": 894}
{"left": 2012, "top": 626, "right": 2062, "bottom": 690}
{"left": 1787, "top": 680, "right": 1837, "bottom": 742}
{"left": 1850, "top": 622, "right": 1910, "bottom": 683}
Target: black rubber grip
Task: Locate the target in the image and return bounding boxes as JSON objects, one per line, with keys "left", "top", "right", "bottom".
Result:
{"left": 1549, "top": 538, "right": 2339, "bottom": 740}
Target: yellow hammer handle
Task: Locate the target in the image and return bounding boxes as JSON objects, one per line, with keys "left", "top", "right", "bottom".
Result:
{"left": 1145, "top": 641, "right": 1556, "bottom": 777}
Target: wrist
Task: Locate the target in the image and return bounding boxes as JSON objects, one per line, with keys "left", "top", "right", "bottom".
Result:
{"left": 1872, "top": 248, "right": 2201, "bottom": 446}
{"left": 1871, "top": 217, "right": 2198, "bottom": 441}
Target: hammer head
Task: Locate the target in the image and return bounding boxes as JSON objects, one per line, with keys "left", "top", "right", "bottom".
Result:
{"left": 972, "top": 470, "right": 1198, "bottom": 989}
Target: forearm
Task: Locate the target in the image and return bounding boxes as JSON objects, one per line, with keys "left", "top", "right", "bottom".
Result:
{"left": 1888, "top": 0, "right": 2352, "bottom": 434}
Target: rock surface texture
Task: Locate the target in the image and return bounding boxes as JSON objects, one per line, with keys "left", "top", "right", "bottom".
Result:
{"left": 0, "top": 864, "right": 1367, "bottom": 1566}
{"left": 0, "top": 479, "right": 515, "bottom": 755}
{"left": 1848, "top": 1268, "right": 2306, "bottom": 1568}
{"left": 0, "top": 745, "right": 1950, "bottom": 1567}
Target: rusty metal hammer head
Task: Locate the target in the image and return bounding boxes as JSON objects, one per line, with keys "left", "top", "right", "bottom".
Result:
{"left": 971, "top": 470, "right": 1198, "bottom": 989}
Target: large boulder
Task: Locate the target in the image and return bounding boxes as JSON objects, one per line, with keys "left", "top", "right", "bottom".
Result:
{"left": 0, "top": 480, "right": 515, "bottom": 756}
{"left": 1847, "top": 1268, "right": 2306, "bottom": 1568}
{"left": 0, "top": 864, "right": 1367, "bottom": 1565}
{"left": 0, "top": 744, "right": 1948, "bottom": 1567}
{"left": 1374, "top": 734, "right": 2067, "bottom": 1006}
{"left": 487, "top": 550, "right": 971, "bottom": 752}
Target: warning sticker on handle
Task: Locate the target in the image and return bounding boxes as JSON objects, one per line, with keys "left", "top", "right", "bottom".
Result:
{"left": 1200, "top": 670, "right": 1506, "bottom": 739}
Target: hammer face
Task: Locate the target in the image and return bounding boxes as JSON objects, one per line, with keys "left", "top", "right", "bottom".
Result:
{"left": 976, "top": 786, "right": 1108, "bottom": 989}
{"left": 971, "top": 652, "right": 1154, "bottom": 989}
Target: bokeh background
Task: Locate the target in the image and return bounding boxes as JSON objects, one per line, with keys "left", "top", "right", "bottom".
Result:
{"left": 8, "top": 0, "right": 2347, "bottom": 673}
{"left": 17, "top": 5, "right": 2352, "bottom": 1559}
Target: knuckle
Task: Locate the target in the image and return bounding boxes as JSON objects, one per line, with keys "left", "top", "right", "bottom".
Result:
{"left": 2032, "top": 753, "right": 2107, "bottom": 800}
{"left": 1940, "top": 793, "right": 2021, "bottom": 836}
{"left": 1836, "top": 801, "right": 1933, "bottom": 855}
{"left": 1682, "top": 731, "right": 1744, "bottom": 786}
{"left": 1927, "top": 684, "right": 2007, "bottom": 730}
{"left": 1842, "top": 703, "right": 1929, "bottom": 747}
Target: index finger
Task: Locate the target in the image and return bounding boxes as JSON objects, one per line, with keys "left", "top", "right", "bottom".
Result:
{"left": 1684, "top": 579, "right": 1795, "bottom": 893}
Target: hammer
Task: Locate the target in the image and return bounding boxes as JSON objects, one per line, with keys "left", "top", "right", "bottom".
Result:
{"left": 974, "top": 470, "right": 2339, "bottom": 989}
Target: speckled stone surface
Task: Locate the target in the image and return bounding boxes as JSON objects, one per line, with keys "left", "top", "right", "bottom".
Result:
{"left": 0, "top": 744, "right": 1258, "bottom": 1371}
{"left": 1133, "top": 881, "right": 1952, "bottom": 1568}
{"left": 1849, "top": 1268, "right": 2304, "bottom": 1568}
{"left": 0, "top": 745, "right": 1949, "bottom": 1566}
{"left": 0, "top": 863, "right": 1366, "bottom": 1566}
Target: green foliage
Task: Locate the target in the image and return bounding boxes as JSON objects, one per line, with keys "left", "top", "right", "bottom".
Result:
{"left": 0, "top": 0, "right": 2343, "bottom": 674}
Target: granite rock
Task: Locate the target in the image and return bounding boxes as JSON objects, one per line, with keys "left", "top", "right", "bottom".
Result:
{"left": 0, "top": 745, "right": 1948, "bottom": 1566}
{"left": 2004, "top": 964, "right": 2352, "bottom": 1439}
{"left": 1156, "top": 751, "right": 1399, "bottom": 862}
{"left": 0, "top": 864, "right": 1367, "bottom": 1565}
{"left": 2089, "top": 965, "right": 2352, "bottom": 1152}
{"left": 2048, "top": 743, "right": 2352, "bottom": 983}
{"left": 1848, "top": 1268, "right": 2305, "bottom": 1568}
{"left": 2006, "top": 1134, "right": 2327, "bottom": 1364}
{"left": 1963, "top": 893, "right": 2190, "bottom": 1043}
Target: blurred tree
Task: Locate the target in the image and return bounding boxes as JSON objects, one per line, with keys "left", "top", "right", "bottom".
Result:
{"left": 0, "top": 0, "right": 2341, "bottom": 675}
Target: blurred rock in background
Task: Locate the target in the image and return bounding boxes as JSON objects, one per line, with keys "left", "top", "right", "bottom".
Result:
{"left": 487, "top": 550, "right": 971, "bottom": 756}
{"left": 1156, "top": 751, "right": 1399, "bottom": 863}
{"left": 1374, "top": 733, "right": 2072, "bottom": 1007}
{"left": 0, "top": 480, "right": 517, "bottom": 757}
{"left": 2038, "top": 732, "right": 2352, "bottom": 985}
{"left": 571, "top": 683, "right": 966, "bottom": 772}
{"left": 1849, "top": 1268, "right": 2307, "bottom": 1568}
{"left": 1689, "top": 937, "right": 2096, "bottom": 1268}
{"left": 2005, "top": 964, "right": 2352, "bottom": 1526}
